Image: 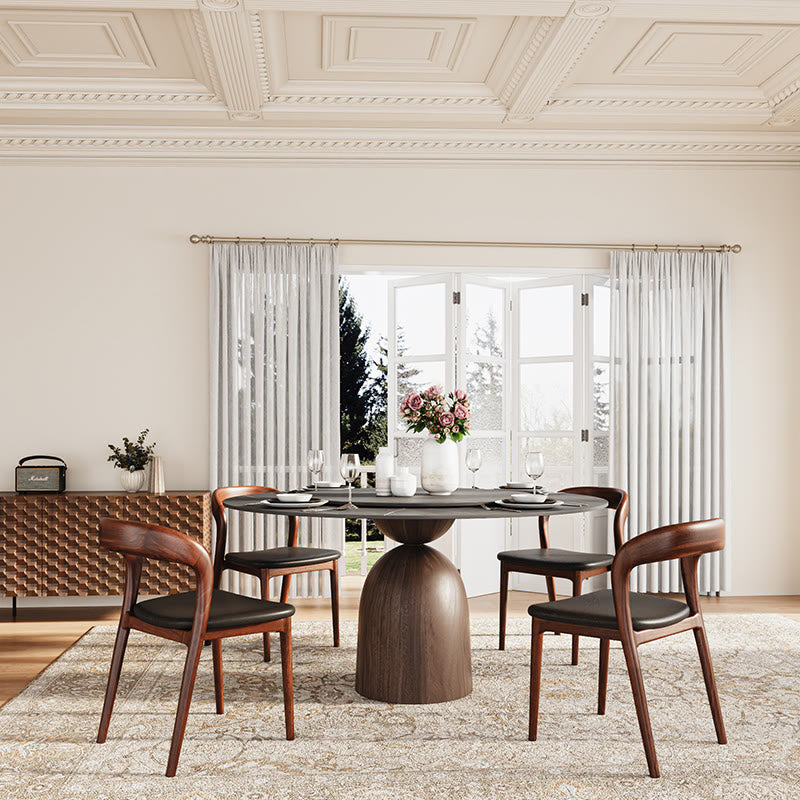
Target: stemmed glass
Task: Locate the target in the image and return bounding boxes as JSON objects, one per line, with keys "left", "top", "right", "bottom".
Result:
{"left": 465, "top": 447, "right": 482, "bottom": 489}
{"left": 524, "top": 450, "right": 544, "bottom": 491}
{"left": 339, "top": 453, "right": 360, "bottom": 509}
{"left": 308, "top": 449, "right": 324, "bottom": 491}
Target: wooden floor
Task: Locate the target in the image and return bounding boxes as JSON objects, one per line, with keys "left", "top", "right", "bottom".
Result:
{"left": 2, "top": 578, "right": 799, "bottom": 707}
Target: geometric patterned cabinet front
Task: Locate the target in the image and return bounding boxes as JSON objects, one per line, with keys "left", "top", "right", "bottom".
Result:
{"left": 0, "top": 491, "right": 211, "bottom": 598}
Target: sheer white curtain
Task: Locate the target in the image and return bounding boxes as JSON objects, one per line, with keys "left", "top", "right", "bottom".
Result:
{"left": 210, "top": 242, "right": 340, "bottom": 598}
{"left": 609, "top": 249, "right": 730, "bottom": 594}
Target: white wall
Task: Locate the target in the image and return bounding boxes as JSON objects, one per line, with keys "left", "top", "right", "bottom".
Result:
{"left": 1, "top": 161, "right": 798, "bottom": 595}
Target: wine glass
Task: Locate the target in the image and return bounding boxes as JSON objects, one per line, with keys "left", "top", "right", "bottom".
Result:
{"left": 308, "top": 449, "right": 324, "bottom": 490}
{"left": 524, "top": 451, "right": 544, "bottom": 491}
{"left": 465, "top": 447, "right": 482, "bottom": 489}
{"left": 339, "top": 453, "right": 360, "bottom": 508}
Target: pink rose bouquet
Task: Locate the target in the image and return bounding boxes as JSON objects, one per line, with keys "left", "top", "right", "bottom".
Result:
{"left": 400, "top": 386, "right": 471, "bottom": 443}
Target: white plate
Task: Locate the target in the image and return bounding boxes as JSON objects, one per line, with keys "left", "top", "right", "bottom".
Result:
{"left": 501, "top": 482, "right": 536, "bottom": 490}
{"left": 275, "top": 492, "right": 312, "bottom": 503}
{"left": 260, "top": 498, "right": 328, "bottom": 509}
{"left": 308, "top": 481, "right": 344, "bottom": 489}
{"left": 494, "top": 498, "right": 563, "bottom": 509}
{"left": 511, "top": 493, "right": 550, "bottom": 504}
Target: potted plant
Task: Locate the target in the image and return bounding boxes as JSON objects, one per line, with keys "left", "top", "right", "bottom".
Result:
{"left": 400, "top": 387, "right": 470, "bottom": 495}
{"left": 107, "top": 429, "right": 156, "bottom": 492}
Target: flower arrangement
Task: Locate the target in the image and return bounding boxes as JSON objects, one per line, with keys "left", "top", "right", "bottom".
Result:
{"left": 400, "top": 386, "right": 471, "bottom": 443}
{"left": 107, "top": 429, "right": 156, "bottom": 472}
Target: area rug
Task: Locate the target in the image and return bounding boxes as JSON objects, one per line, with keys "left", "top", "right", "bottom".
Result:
{"left": 0, "top": 615, "right": 798, "bottom": 800}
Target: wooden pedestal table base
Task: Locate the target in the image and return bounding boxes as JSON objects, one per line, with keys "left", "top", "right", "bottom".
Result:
{"left": 355, "top": 517, "right": 471, "bottom": 704}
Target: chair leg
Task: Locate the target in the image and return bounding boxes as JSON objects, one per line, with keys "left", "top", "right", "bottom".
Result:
{"left": 259, "top": 572, "right": 272, "bottom": 663}
{"left": 693, "top": 625, "right": 727, "bottom": 744}
{"left": 499, "top": 563, "right": 509, "bottom": 650}
{"left": 598, "top": 638, "right": 609, "bottom": 715}
{"left": 329, "top": 561, "right": 340, "bottom": 648}
{"left": 211, "top": 639, "right": 224, "bottom": 714}
{"left": 545, "top": 576, "right": 557, "bottom": 602}
{"left": 279, "top": 624, "right": 295, "bottom": 741}
{"left": 570, "top": 577, "right": 583, "bottom": 665}
{"left": 620, "top": 635, "right": 660, "bottom": 778}
{"left": 279, "top": 573, "right": 292, "bottom": 604}
{"left": 528, "top": 619, "right": 544, "bottom": 741}
{"left": 97, "top": 624, "right": 131, "bottom": 743}
{"left": 165, "top": 635, "right": 205, "bottom": 778}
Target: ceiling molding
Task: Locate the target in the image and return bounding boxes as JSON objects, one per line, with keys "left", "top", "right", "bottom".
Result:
{"left": 504, "top": 2, "right": 612, "bottom": 121}
{"left": 1, "top": 1, "right": 800, "bottom": 160}
{"left": 196, "top": 1, "right": 262, "bottom": 118}
{"left": 1, "top": 126, "right": 799, "bottom": 165}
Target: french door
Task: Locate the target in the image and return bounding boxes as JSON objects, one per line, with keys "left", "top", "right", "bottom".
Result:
{"left": 387, "top": 271, "right": 609, "bottom": 597}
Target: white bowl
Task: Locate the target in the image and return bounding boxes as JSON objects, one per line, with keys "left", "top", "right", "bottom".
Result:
{"left": 510, "top": 493, "right": 549, "bottom": 504}
{"left": 274, "top": 492, "right": 312, "bottom": 503}
{"left": 505, "top": 481, "right": 535, "bottom": 489}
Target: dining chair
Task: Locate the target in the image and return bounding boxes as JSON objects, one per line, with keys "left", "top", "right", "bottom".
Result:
{"left": 497, "top": 486, "right": 629, "bottom": 662}
{"left": 528, "top": 517, "right": 727, "bottom": 778}
{"left": 96, "top": 518, "right": 295, "bottom": 777}
{"left": 212, "top": 486, "right": 341, "bottom": 662}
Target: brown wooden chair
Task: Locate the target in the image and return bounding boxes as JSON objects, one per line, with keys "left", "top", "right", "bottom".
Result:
{"left": 212, "top": 486, "right": 341, "bottom": 662}
{"left": 498, "top": 486, "right": 629, "bottom": 663}
{"left": 528, "top": 517, "right": 727, "bottom": 778}
{"left": 96, "top": 518, "right": 295, "bottom": 777}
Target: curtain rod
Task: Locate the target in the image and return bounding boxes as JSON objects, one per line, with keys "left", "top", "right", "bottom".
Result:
{"left": 188, "top": 234, "right": 741, "bottom": 254}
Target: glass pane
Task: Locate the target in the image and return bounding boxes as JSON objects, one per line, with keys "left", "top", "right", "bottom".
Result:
{"left": 518, "top": 285, "right": 573, "bottom": 357}
{"left": 593, "top": 284, "right": 610, "bottom": 358}
{"left": 395, "top": 361, "right": 446, "bottom": 430}
{"left": 395, "top": 284, "right": 445, "bottom": 356}
{"left": 593, "top": 362, "right": 609, "bottom": 433}
{"left": 593, "top": 435, "right": 609, "bottom": 468}
{"left": 465, "top": 284, "right": 504, "bottom": 357}
{"left": 518, "top": 435, "right": 573, "bottom": 491}
{"left": 466, "top": 361, "right": 504, "bottom": 431}
{"left": 462, "top": 436, "right": 505, "bottom": 488}
{"left": 519, "top": 363, "right": 573, "bottom": 431}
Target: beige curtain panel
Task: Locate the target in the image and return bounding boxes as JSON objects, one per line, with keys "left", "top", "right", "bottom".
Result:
{"left": 609, "top": 249, "right": 730, "bottom": 594}
{"left": 210, "top": 241, "right": 341, "bottom": 598}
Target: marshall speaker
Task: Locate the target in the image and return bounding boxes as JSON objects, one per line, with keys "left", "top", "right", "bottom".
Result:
{"left": 15, "top": 455, "right": 67, "bottom": 493}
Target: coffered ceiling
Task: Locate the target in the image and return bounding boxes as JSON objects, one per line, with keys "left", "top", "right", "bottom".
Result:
{"left": 2, "top": 0, "right": 800, "bottom": 163}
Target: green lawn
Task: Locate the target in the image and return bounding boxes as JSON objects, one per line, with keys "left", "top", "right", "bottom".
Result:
{"left": 344, "top": 540, "right": 384, "bottom": 573}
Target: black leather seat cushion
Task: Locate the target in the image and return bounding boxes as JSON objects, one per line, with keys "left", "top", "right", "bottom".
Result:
{"left": 529, "top": 589, "right": 691, "bottom": 631}
{"left": 497, "top": 548, "right": 613, "bottom": 571}
{"left": 226, "top": 547, "right": 341, "bottom": 570}
{"left": 132, "top": 589, "right": 295, "bottom": 631}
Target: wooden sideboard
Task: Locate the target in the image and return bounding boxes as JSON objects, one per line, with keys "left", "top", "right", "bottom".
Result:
{"left": 0, "top": 491, "right": 211, "bottom": 613}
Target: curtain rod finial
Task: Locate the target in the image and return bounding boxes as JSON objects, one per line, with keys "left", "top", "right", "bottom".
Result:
{"left": 731, "top": 244, "right": 742, "bottom": 254}
{"left": 189, "top": 234, "right": 202, "bottom": 244}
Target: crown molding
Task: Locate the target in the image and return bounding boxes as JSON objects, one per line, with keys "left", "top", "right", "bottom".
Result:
{"left": 0, "top": 125, "right": 798, "bottom": 165}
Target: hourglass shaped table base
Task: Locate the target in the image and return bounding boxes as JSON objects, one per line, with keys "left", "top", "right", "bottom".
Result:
{"left": 355, "top": 518, "right": 472, "bottom": 704}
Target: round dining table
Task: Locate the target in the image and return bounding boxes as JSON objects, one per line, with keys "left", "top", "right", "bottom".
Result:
{"left": 223, "top": 487, "right": 607, "bottom": 705}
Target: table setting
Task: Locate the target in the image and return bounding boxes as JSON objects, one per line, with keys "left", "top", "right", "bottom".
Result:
{"left": 223, "top": 385, "right": 607, "bottom": 704}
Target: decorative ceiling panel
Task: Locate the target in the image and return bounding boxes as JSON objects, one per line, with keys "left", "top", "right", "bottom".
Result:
{"left": 0, "top": 0, "right": 798, "bottom": 163}
{"left": 616, "top": 22, "right": 795, "bottom": 80}
{"left": 321, "top": 15, "right": 474, "bottom": 74}
{"left": 0, "top": 10, "right": 153, "bottom": 70}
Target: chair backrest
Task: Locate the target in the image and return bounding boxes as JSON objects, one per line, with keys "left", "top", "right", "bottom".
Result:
{"left": 539, "top": 486, "right": 629, "bottom": 551}
{"left": 211, "top": 486, "right": 299, "bottom": 587}
{"left": 611, "top": 518, "right": 725, "bottom": 625}
{"left": 99, "top": 518, "right": 214, "bottom": 628}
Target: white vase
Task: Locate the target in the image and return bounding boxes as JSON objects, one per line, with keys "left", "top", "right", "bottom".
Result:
{"left": 420, "top": 436, "right": 459, "bottom": 495}
{"left": 120, "top": 469, "right": 146, "bottom": 492}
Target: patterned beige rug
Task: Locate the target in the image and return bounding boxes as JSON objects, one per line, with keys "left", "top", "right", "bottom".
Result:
{"left": 0, "top": 615, "right": 797, "bottom": 800}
